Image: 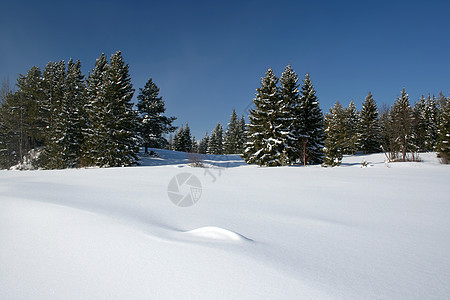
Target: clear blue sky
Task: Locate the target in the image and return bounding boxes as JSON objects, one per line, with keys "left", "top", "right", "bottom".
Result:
{"left": 1, "top": 0, "right": 449, "bottom": 138}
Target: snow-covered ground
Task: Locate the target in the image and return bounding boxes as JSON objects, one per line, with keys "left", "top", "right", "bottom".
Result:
{"left": 1, "top": 150, "right": 449, "bottom": 299}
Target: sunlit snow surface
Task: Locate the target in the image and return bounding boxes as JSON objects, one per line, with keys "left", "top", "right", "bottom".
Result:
{"left": 1, "top": 150, "right": 449, "bottom": 299}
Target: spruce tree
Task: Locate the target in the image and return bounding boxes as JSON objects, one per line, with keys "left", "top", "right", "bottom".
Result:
{"left": 279, "top": 64, "right": 300, "bottom": 163}
{"left": 224, "top": 109, "right": 240, "bottom": 154}
{"left": 84, "top": 51, "right": 139, "bottom": 167}
{"left": 198, "top": 132, "right": 209, "bottom": 154}
{"left": 391, "top": 88, "right": 416, "bottom": 161}
{"left": 84, "top": 53, "right": 109, "bottom": 166}
{"left": 343, "top": 100, "right": 359, "bottom": 154}
{"left": 182, "top": 122, "right": 193, "bottom": 152}
{"left": 437, "top": 96, "right": 450, "bottom": 163}
{"left": 244, "top": 68, "right": 291, "bottom": 166}
{"left": 413, "top": 95, "right": 428, "bottom": 151}
{"left": 323, "top": 101, "right": 346, "bottom": 166}
{"left": 40, "top": 60, "right": 68, "bottom": 168}
{"left": 237, "top": 115, "right": 247, "bottom": 154}
{"left": 358, "top": 92, "right": 381, "bottom": 154}
{"left": 208, "top": 122, "right": 224, "bottom": 155}
{"left": 136, "top": 78, "right": 176, "bottom": 153}
{"left": 297, "top": 73, "right": 324, "bottom": 165}
{"left": 424, "top": 95, "right": 439, "bottom": 151}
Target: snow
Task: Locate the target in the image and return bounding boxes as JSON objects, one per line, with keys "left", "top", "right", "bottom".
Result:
{"left": 1, "top": 149, "right": 449, "bottom": 299}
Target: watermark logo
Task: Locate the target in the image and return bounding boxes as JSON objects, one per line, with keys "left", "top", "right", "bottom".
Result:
{"left": 167, "top": 173, "right": 202, "bottom": 207}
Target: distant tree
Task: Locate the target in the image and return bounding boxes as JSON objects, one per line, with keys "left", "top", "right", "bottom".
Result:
{"left": 391, "top": 88, "right": 417, "bottom": 161}
{"left": 323, "top": 101, "right": 346, "bottom": 166}
{"left": 136, "top": 78, "right": 176, "bottom": 153}
{"left": 224, "top": 109, "right": 240, "bottom": 154}
{"left": 237, "top": 115, "right": 247, "bottom": 154}
{"left": 173, "top": 123, "right": 192, "bottom": 152}
{"left": 343, "top": 100, "right": 359, "bottom": 154}
{"left": 208, "top": 122, "right": 224, "bottom": 155}
{"left": 358, "top": 92, "right": 381, "bottom": 154}
{"left": 198, "top": 132, "right": 209, "bottom": 154}
{"left": 437, "top": 96, "right": 450, "bottom": 163}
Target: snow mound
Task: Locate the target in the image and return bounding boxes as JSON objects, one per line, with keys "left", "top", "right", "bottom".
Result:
{"left": 183, "top": 226, "right": 252, "bottom": 242}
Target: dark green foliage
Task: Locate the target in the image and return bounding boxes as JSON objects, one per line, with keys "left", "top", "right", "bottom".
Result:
{"left": 224, "top": 109, "right": 240, "bottom": 154}
{"left": 280, "top": 65, "right": 301, "bottom": 163}
{"left": 198, "top": 132, "right": 209, "bottom": 154}
{"left": 173, "top": 123, "right": 192, "bottom": 152}
{"left": 343, "top": 100, "right": 359, "bottom": 154}
{"left": 136, "top": 78, "right": 176, "bottom": 153}
{"left": 437, "top": 96, "right": 450, "bottom": 163}
{"left": 323, "top": 101, "right": 347, "bottom": 166}
{"left": 243, "top": 68, "right": 290, "bottom": 166}
{"left": 208, "top": 122, "right": 224, "bottom": 155}
{"left": 358, "top": 92, "right": 381, "bottom": 154}
{"left": 391, "top": 88, "right": 417, "bottom": 161}
{"left": 297, "top": 73, "right": 324, "bottom": 165}
{"left": 237, "top": 115, "right": 247, "bottom": 154}
{"left": 84, "top": 51, "right": 139, "bottom": 167}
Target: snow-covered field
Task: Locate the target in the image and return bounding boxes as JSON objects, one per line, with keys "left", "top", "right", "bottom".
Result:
{"left": 1, "top": 150, "right": 449, "bottom": 299}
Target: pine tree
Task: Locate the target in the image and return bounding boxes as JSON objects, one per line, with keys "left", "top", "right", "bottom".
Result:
{"left": 437, "top": 96, "right": 450, "bottom": 163}
{"left": 198, "top": 132, "right": 209, "bottom": 154}
{"left": 391, "top": 88, "right": 416, "bottom": 161}
{"left": 40, "top": 60, "right": 68, "bottom": 168}
{"left": 208, "top": 122, "right": 224, "bottom": 155}
{"left": 343, "top": 100, "right": 359, "bottom": 154}
{"left": 279, "top": 64, "right": 300, "bottom": 163}
{"left": 136, "top": 78, "right": 176, "bottom": 153}
{"left": 323, "top": 101, "right": 346, "bottom": 166}
{"left": 182, "top": 123, "right": 193, "bottom": 152}
{"left": 84, "top": 51, "right": 139, "bottom": 167}
{"left": 173, "top": 123, "right": 192, "bottom": 152}
{"left": 413, "top": 95, "right": 427, "bottom": 151}
{"left": 172, "top": 126, "right": 183, "bottom": 151}
{"left": 237, "top": 115, "right": 247, "bottom": 154}
{"left": 424, "top": 95, "right": 439, "bottom": 151}
{"left": 224, "top": 109, "right": 240, "bottom": 154}
{"left": 358, "top": 92, "right": 381, "bottom": 154}
{"left": 84, "top": 53, "right": 109, "bottom": 166}
{"left": 243, "top": 68, "right": 290, "bottom": 166}
{"left": 297, "top": 73, "right": 324, "bottom": 165}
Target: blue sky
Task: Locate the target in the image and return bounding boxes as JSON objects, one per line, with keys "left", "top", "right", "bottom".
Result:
{"left": 1, "top": 0, "right": 449, "bottom": 138}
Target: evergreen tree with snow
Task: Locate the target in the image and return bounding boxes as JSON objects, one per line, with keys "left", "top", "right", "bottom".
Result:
{"left": 84, "top": 51, "right": 139, "bottom": 167}
{"left": 224, "top": 109, "right": 240, "bottom": 154}
{"left": 208, "top": 122, "right": 224, "bottom": 155}
{"left": 136, "top": 78, "right": 176, "bottom": 153}
{"left": 358, "top": 92, "right": 381, "bottom": 154}
{"left": 391, "top": 88, "right": 417, "bottom": 161}
{"left": 41, "top": 60, "right": 87, "bottom": 169}
{"left": 173, "top": 123, "right": 192, "bottom": 152}
{"left": 343, "top": 100, "right": 359, "bottom": 154}
{"left": 237, "top": 115, "right": 247, "bottom": 154}
{"left": 437, "top": 96, "right": 450, "bottom": 163}
{"left": 323, "top": 101, "right": 346, "bottom": 166}
{"left": 413, "top": 95, "right": 428, "bottom": 152}
{"left": 279, "top": 64, "right": 300, "bottom": 163}
{"left": 83, "top": 53, "right": 109, "bottom": 166}
{"left": 243, "top": 68, "right": 290, "bottom": 166}
{"left": 296, "top": 73, "right": 324, "bottom": 165}
{"left": 424, "top": 95, "right": 439, "bottom": 151}
{"left": 198, "top": 132, "right": 209, "bottom": 154}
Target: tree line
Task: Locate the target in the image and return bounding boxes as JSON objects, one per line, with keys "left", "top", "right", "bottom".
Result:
{"left": 243, "top": 65, "right": 449, "bottom": 166}
{"left": 1, "top": 56, "right": 449, "bottom": 169}
{"left": 0, "top": 51, "right": 176, "bottom": 169}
